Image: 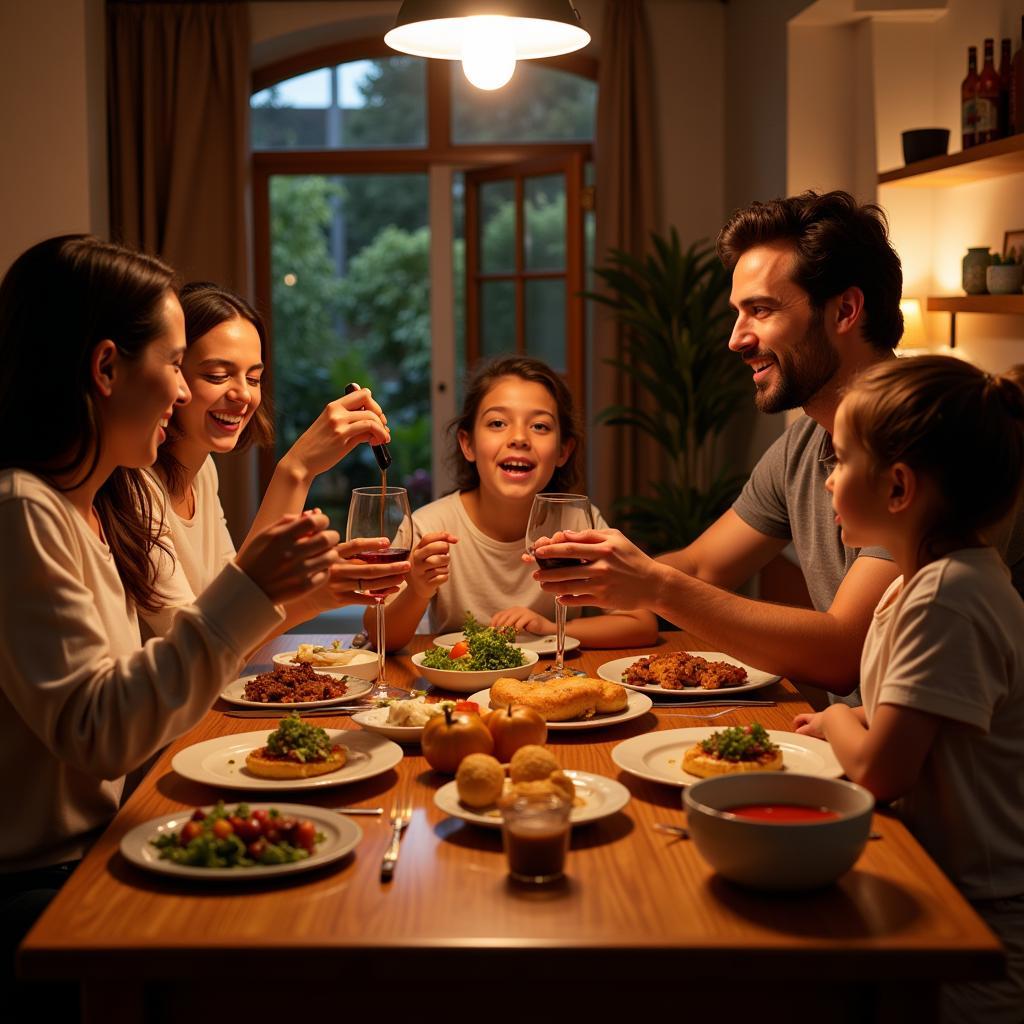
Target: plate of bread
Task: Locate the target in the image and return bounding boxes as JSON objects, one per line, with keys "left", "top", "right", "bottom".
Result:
{"left": 468, "top": 677, "right": 651, "bottom": 729}
{"left": 611, "top": 726, "right": 843, "bottom": 788}
{"left": 436, "top": 744, "right": 630, "bottom": 827}
{"left": 598, "top": 652, "right": 780, "bottom": 697}
{"left": 171, "top": 726, "right": 403, "bottom": 791}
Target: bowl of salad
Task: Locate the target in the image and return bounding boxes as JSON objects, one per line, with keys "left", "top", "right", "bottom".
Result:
{"left": 411, "top": 618, "right": 538, "bottom": 693}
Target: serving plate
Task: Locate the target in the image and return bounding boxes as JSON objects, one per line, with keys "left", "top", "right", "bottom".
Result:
{"left": 467, "top": 687, "right": 653, "bottom": 731}
{"left": 434, "top": 770, "right": 630, "bottom": 828}
{"left": 220, "top": 673, "right": 374, "bottom": 710}
{"left": 120, "top": 804, "right": 361, "bottom": 881}
{"left": 611, "top": 727, "right": 843, "bottom": 788}
{"left": 433, "top": 631, "right": 581, "bottom": 657}
{"left": 171, "top": 730, "right": 403, "bottom": 791}
{"left": 597, "top": 653, "right": 780, "bottom": 698}
{"left": 272, "top": 649, "right": 379, "bottom": 680}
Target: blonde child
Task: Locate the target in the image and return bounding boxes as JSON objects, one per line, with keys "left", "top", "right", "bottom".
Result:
{"left": 792, "top": 355, "right": 1024, "bottom": 1023}
{"left": 380, "top": 356, "right": 657, "bottom": 650}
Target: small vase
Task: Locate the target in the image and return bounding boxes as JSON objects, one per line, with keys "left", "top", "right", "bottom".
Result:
{"left": 962, "top": 247, "right": 992, "bottom": 294}
{"left": 986, "top": 263, "right": 1024, "bottom": 295}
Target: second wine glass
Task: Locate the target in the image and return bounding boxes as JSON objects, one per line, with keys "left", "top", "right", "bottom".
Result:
{"left": 346, "top": 486, "right": 413, "bottom": 698}
{"left": 526, "top": 493, "right": 594, "bottom": 678}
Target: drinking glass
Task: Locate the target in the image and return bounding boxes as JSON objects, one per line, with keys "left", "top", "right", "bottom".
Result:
{"left": 525, "top": 493, "right": 594, "bottom": 676}
{"left": 501, "top": 792, "right": 571, "bottom": 884}
{"left": 346, "top": 486, "right": 413, "bottom": 698}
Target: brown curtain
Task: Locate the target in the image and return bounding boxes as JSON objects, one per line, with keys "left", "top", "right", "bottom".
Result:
{"left": 591, "top": 0, "right": 660, "bottom": 522}
{"left": 107, "top": 0, "right": 255, "bottom": 539}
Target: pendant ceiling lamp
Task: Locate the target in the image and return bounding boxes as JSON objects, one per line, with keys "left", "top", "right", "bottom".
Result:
{"left": 385, "top": 0, "right": 590, "bottom": 91}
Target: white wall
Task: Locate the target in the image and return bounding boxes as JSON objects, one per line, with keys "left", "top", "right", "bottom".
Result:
{"left": 0, "top": 0, "right": 107, "bottom": 276}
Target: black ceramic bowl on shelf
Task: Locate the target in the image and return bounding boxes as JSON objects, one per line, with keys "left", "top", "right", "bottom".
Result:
{"left": 902, "top": 128, "right": 950, "bottom": 164}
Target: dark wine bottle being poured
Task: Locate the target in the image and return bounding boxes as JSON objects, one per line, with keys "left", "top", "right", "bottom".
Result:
{"left": 344, "top": 382, "right": 393, "bottom": 471}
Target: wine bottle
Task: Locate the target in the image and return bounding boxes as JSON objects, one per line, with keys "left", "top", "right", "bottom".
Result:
{"left": 343, "top": 382, "right": 393, "bottom": 471}
{"left": 1012, "top": 17, "right": 1024, "bottom": 135}
{"left": 1000, "top": 38, "right": 1012, "bottom": 136}
{"left": 963, "top": 45, "right": 979, "bottom": 148}
{"left": 976, "top": 38, "right": 1001, "bottom": 144}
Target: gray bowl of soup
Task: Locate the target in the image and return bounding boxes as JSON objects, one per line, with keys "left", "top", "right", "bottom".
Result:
{"left": 682, "top": 773, "right": 874, "bottom": 890}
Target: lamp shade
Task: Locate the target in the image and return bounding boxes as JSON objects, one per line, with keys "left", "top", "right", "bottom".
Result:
{"left": 385, "top": 0, "right": 590, "bottom": 60}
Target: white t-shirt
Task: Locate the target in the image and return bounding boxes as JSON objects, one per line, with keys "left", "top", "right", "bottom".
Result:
{"left": 860, "top": 546, "right": 1024, "bottom": 900}
{"left": 411, "top": 490, "right": 611, "bottom": 634}
{"left": 140, "top": 457, "right": 237, "bottom": 637}
{"left": 0, "top": 469, "right": 282, "bottom": 871}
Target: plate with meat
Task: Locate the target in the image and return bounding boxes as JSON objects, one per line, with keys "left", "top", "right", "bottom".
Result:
{"left": 596, "top": 652, "right": 780, "bottom": 698}
{"left": 220, "top": 663, "right": 374, "bottom": 709}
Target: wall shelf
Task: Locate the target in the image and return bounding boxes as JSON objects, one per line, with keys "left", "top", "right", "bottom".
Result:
{"left": 927, "top": 295, "right": 1024, "bottom": 313}
{"left": 878, "top": 134, "right": 1024, "bottom": 188}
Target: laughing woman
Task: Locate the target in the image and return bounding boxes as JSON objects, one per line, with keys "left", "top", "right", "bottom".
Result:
{"left": 141, "top": 282, "right": 409, "bottom": 638}
{"left": 0, "top": 237, "right": 341, "bottom": 1001}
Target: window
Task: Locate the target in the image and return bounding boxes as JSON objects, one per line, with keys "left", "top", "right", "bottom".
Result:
{"left": 252, "top": 41, "right": 595, "bottom": 517}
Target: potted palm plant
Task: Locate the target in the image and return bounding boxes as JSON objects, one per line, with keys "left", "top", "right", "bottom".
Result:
{"left": 587, "top": 229, "right": 749, "bottom": 551}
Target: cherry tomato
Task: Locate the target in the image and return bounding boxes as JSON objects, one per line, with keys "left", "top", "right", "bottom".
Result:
{"left": 179, "top": 820, "right": 204, "bottom": 845}
{"left": 449, "top": 641, "right": 470, "bottom": 659}
{"left": 212, "top": 818, "right": 234, "bottom": 839}
{"left": 190, "top": 808, "right": 206, "bottom": 822}
{"left": 233, "top": 817, "right": 262, "bottom": 842}
{"left": 454, "top": 700, "right": 480, "bottom": 714}
{"left": 250, "top": 808, "right": 270, "bottom": 825}
{"left": 295, "top": 820, "right": 317, "bottom": 852}
{"left": 247, "top": 839, "right": 267, "bottom": 860}
{"left": 264, "top": 827, "right": 282, "bottom": 844}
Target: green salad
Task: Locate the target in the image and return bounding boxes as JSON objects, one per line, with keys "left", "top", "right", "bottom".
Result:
{"left": 421, "top": 613, "right": 527, "bottom": 672}
{"left": 265, "top": 712, "right": 334, "bottom": 763}
{"left": 151, "top": 800, "right": 323, "bottom": 869}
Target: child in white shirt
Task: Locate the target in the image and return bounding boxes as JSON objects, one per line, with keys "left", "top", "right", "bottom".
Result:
{"left": 793, "top": 355, "right": 1024, "bottom": 1023}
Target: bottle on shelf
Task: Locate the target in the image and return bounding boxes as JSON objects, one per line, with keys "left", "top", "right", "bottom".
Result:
{"left": 1000, "top": 37, "right": 1012, "bottom": 136}
{"left": 1012, "top": 17, "right": 1024, "bottom": 135}
{"left": 976, "top": 38, "right": 1001, "bottom": 144}
{"left": 963, "top": 45, "right": 979, "bottom": 148}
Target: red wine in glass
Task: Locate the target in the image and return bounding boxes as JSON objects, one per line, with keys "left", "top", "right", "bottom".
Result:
{"left": 533, "top": 555, "right": 589, "bottom": 571}
{"left": 358, "top": 547, "right": 411, "bottom": 565}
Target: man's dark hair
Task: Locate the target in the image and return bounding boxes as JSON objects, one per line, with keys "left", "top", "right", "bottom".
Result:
{"left": 717, "top": 190, "right": 903, "bottom": 351}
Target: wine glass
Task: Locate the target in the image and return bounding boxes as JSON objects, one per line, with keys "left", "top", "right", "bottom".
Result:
{"left": 526, "top": 493, "right": 594, "bottom": 678}
{"left": 346, "top": 486, "right": 413, "bottom": 698}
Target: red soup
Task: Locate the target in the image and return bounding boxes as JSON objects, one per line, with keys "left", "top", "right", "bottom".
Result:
{"left": 727, "top": 803, "right": 839, "bottom": 823}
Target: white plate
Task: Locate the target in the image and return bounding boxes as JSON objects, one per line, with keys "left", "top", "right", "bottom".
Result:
{"left": 272, "top": 650, "right": 379, "bottom": 680}
{"left": 597, "top": 653, "right": 780, "bottom": 698}
{"left": 433, "top": 631, "right": 581, "bottom": 657}
{"left": 171, "top": 730, "right": 403, "bottom": 791}
{"left": 467, "top": 687, "right": 653, "bottom": 731}
{"left": 434, "top": 770, "right": 630, "bottom": 828}
{"left": 220, "top": 673, "right": 374, "bottom": 710}
{"left": 120, "top": 803, "right": 362, "bottom": 881}
{"left": 611, "top": 727, "right": 843, "bottom": 788}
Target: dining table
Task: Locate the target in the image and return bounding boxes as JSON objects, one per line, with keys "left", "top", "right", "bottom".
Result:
{"left": 19, "top": 631, "right": 1003, "bottom": 1023}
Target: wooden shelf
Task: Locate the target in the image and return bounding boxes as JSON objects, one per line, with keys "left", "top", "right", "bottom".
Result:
{"left": 927, "top": 295, "right": 1024, "bottom": 313}
{"left": 878, "top": 134, "right": 1024, "bottom": 187}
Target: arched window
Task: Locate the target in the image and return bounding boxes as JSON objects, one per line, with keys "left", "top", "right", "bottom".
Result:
{"left": 251, "top": 40, "right": 596, "bottom": 517}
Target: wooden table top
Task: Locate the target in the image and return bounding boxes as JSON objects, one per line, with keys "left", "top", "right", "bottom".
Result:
{"left": 21, "top": 633, "right": 1002, "bottom": 985}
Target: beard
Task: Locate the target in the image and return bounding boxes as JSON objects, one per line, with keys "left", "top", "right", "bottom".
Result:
{"left": 753, "top": 307, "right": 840, "bottom": 414}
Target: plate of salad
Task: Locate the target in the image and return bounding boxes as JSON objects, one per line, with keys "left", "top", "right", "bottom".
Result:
{"left": 412, "top": 616, "right": 538, "bottom": 693}
{"left": 120, "top": 801, "right": 362, "bottom": 880}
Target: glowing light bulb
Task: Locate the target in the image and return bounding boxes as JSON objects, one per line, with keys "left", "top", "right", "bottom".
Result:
{"left": 460, "top": 17, "right": 516, "bottom": 91}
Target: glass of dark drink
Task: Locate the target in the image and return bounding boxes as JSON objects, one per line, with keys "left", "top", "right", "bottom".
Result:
{"left": 526, "top": 493, "right": 594, "bottom": 676}
{"left": 346, "top": 486, "right": 413, "bottom": 697}
{"left": 501, "top": 792, "right": 572, "bottom": 884}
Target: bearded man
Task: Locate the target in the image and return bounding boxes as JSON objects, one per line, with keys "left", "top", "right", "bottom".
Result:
{"left": 532, "top": 190, "right": 1024, "bottom": 699}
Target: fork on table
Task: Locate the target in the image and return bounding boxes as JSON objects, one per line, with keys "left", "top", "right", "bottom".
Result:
{"left": 380, "top": 801, "right": 412, "bottom": 882}
{"left": 659, "top": 706, "right": 747, "bottom": 720}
